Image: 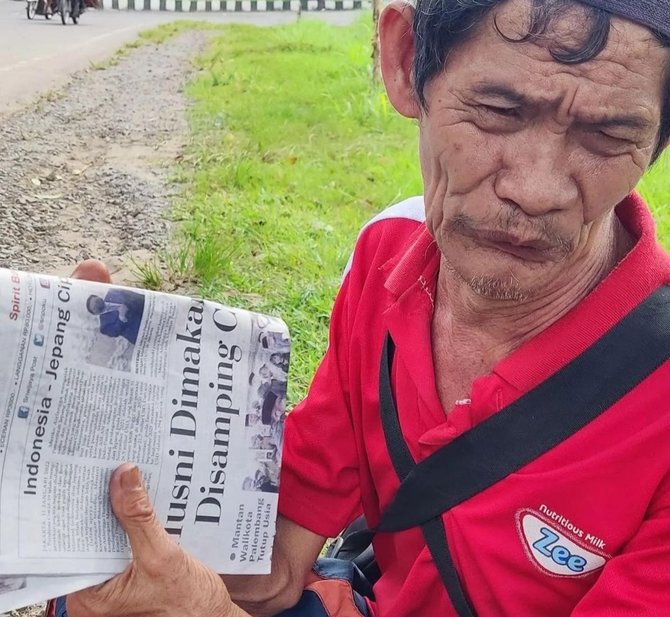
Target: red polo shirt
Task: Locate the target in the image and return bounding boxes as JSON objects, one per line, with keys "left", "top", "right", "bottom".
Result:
{"left": 278, "top": 193, "right": 670, "bottom": 616}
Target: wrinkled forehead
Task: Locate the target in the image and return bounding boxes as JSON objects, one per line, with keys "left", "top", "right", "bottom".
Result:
{"left": 446, "top": 0, "right": 669, "bottom": 119}
{"left": 490, "top": 0, "right": 665, "bottom": 61}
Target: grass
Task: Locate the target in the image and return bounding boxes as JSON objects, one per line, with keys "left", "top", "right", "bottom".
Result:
{"left": 139, "top": 17, "right": 669, "bottom": 404}
{"left": 640, "top": 154, "right": 670, "bottom": 246}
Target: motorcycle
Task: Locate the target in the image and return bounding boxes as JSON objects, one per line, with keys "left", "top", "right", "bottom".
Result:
{"left": 26, "top": 0, "right": 55, "bottom": 19}
{"left": 26, "top": 0, "right": 82, "bottom": 24}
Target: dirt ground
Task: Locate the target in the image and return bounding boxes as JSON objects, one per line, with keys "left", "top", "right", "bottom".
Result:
{"left": 0, "top": 29, "right": 209, "bottom": 617}
{"left": 0, "top": 30, "right": 209, "bottom": 284}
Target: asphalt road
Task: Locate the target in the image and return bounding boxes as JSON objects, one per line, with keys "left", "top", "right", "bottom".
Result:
{"left": 0, "top": 0, "right": 360, "bottom": 116}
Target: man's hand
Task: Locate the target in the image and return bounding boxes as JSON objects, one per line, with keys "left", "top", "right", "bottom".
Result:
{"left": 66, "top": 261, "right": 247, "bottom": 616}
{"left": 71, "top": 259, "right": 112, "bottom": 284}
{"left": 66, "top": 260, "right": 247, "bottom": 617}
{"left": 67, "top": 464, "right": 247, "bottom": 617}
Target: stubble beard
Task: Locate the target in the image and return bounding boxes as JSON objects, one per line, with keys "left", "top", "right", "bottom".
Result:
{"left": 439, "top": 253, "right": 533, "bottom": 303}
{"left": 466, "top": 273, "right": 531, "bottom": 302}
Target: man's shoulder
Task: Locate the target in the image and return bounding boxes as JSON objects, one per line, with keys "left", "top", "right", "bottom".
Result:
{"left": 360, "top": 195, "right": 426, "bottom": 229}
{"left": 343, "top": 196, "right": 426, "bottom": 279}
{"left": 106, "top": 288, "right": 145, "bottom": 307}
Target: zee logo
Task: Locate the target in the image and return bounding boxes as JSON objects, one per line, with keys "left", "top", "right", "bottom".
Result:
{"left": 518, "top": 510, "right": 607, "bottom": 577}
{"left": 532, "top": 527, "right": 587, "bottom": 573}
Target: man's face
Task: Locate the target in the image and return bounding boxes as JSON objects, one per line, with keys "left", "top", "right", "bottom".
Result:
{"left": 415, "top": 0, "right": 667, "bottom": 300}
{"left": 88, "top": 296, "right": 106, "bottom": 315}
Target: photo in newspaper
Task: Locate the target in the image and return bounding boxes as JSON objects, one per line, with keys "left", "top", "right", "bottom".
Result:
{"left": 84, "top": 288, "right": 146, "bottom": 372}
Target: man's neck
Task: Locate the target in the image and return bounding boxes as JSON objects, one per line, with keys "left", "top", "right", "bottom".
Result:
{"left": 431, "top": 215, "right": 635, "bottom": 409}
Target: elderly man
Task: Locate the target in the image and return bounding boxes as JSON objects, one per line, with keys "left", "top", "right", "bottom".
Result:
{"left": 65, "top": 0, "right": 670, "bottom": 616}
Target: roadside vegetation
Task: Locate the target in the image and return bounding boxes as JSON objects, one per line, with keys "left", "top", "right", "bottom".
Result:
{"left": 137, "top": 17, "right": 669, "bottom": 404}
{"left": 640, "top": 154, "right": 670, "bottom": 239}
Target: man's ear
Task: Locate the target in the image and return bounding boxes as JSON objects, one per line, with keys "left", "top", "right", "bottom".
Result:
{"left": 380, "top": 1, "right": 421, "bottom": 119}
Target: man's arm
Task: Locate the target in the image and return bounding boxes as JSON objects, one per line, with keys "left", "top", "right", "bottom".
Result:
{"left": 224, "top": 516, "right": 327, "bottom": 617}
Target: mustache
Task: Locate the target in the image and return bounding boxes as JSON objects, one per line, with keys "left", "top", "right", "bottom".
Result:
{"left": 448, "top": 211, "right": 574, "bottom": 258}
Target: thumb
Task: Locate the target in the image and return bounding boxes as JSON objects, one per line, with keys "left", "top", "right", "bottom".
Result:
{"left": 71, "top": 259, "right": 112, "bottom": 283}
{"left": 110, "top": 464, "right": 177, "bottom": 572}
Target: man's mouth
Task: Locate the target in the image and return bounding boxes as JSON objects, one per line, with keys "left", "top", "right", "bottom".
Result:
{"left": 469, "top": 230, "right": 557, "bottom": 262}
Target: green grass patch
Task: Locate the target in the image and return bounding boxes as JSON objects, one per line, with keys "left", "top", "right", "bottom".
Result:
{"left": 157, "top": 16, "right": 669, "bottom": 404}
{"left": 640, "top": 152, "right": 670, "bottom": 248}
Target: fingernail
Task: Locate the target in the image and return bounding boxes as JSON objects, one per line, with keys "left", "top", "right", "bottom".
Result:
{"left": 120, "top": 465, "right": 142, "bottom": 490}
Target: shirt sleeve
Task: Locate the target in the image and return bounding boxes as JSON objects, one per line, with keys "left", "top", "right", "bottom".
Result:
{"left": 278, "top": 273, "right": 362, "bottom": 538}
{"left": 571, "top": 472, "right": 670, "bottom": 615}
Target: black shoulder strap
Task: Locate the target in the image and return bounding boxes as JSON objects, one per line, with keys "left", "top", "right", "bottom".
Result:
{"left": 379, "top": 285, "right": 670, "bottom": 533}
{"left": 378, "top": 334, "right": 477, "bottom": 617}
{"left": 376, "top": 285, "right": 670, "bottom": 617}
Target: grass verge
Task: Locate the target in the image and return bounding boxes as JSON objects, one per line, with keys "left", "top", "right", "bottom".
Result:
{"left": 641, "top": 154, "right": 670, "bottom": 243}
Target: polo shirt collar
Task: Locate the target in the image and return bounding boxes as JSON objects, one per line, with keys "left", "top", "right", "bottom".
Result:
{"left": 381, "top": 225, "right": 443, "bottom": 425}
{"left": 495, "top": 193, "right": 670, "bottom": 392}
{"left": 381, "top": 193, "right": 670, "bottom": 395}
{"left": 382, "top": 224, "right": 440, "bottom": 301}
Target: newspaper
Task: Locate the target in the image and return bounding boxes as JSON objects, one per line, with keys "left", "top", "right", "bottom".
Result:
{"left": 0, "top": 268, "right": 290, "bottom": 610}
{"left": 0, "top": 574, "right": 109, "bottom": 613}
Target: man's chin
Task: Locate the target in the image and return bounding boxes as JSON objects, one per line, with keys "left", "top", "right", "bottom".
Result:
{"left": 466, "top": 274, "right": 531, "bottom": 303}
{"left": 441, "top": 253, "right": 540, "bottom": 302}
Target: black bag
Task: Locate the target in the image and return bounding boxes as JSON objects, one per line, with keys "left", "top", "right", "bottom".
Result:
{"left": 324, "top": 516, "right": 379, "bottom": 587}
{"left": 328, "top": 285, "right": 670, "bottom": 617}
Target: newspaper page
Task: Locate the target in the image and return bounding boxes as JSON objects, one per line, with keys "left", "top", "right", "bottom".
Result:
{"left": 0, "top": 269, "right": 289, "bottom": 578}
{"left": 0, "top": 574, "right": 109, "bottom": 614}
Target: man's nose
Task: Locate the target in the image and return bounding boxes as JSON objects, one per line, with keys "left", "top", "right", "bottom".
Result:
{"left": 494, "top": 133, "right": 579, "bottom": 217}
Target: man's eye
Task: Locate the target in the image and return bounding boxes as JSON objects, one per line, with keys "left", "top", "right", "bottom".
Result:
{"left": 481, "top": 105, "right": 519, "bottom": 118}
{"left": 592, "top": 130, "right": 636, "bottom": 148}
{"left": 581, "top": 129, "right": 634, "bottom": 155}
{"left": 598, "top": 131, "right": 628, "bottom": 143}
